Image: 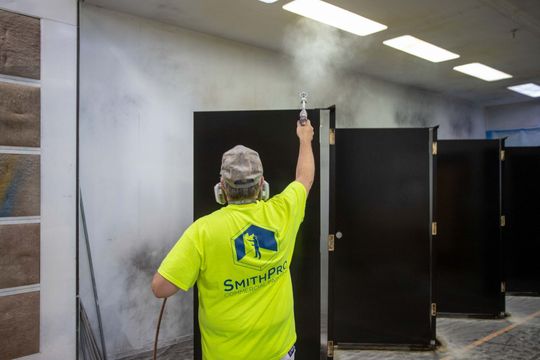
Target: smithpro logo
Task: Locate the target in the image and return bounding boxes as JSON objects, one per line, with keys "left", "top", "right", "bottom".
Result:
{"left": 231, "top": 224, "right": 278, "bottom": 270}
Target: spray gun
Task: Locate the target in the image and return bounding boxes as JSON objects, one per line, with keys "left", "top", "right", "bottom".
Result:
{"left": 299, "top": 91, "right": 308, "bottom": 126}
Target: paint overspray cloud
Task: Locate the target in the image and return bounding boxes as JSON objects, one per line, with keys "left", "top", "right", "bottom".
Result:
{"left": 282, "top": 17, "right": 374, "bottom": 119}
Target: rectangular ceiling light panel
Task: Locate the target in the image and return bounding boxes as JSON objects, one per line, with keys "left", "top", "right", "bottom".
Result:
{"left": 507, "top": 83, "right": 540, "bottom": 98}
{"left": 383, "top": 35, "right": 460, "bottom": 63}
{"left": 453, "top": 63, "right": 512, "bottom": 82}
{"left": 283, "top": 0, "right": 387, "bottom": 36}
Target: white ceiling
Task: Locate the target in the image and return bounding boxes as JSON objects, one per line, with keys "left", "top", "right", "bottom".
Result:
{"left": 84, "top": 0, "right": 540, "bottom": 106}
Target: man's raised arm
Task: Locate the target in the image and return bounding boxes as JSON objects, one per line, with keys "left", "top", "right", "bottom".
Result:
{"left": 295, "top": 120, "right": 315, "bottom": 194}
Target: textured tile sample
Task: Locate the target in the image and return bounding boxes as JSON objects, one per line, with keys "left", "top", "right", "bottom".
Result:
{"left": 0, "top": 291, "right": 40, "bottom": 358}
{"left": 0, "top": 82, "right": 40, "bottom": 147}
{"left": 0, "top": 154, "right": 40, "bottom": 217}
{"left": 0, "top": 10, "right": 40, "bottom": 79}
{"left": 0, "top": 223, "right": 39, "bottom": 288}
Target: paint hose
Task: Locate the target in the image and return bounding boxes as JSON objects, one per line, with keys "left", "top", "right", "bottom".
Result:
{"left": 153, "top": 297, "right": 168, "bottom": 360}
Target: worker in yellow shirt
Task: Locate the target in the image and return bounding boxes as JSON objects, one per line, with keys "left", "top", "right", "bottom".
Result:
{"left": 151, "top": 119, "right": 315, "bottom": 360}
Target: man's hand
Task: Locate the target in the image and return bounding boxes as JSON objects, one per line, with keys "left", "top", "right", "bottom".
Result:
{"left": 297, "top": 120, "right": 314, "bottom": 143}
{"left": 295, "top": 120, "right": 315, "bottom": 194}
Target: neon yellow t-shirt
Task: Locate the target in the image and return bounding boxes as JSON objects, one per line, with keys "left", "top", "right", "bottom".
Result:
{"left": 158, "top": 181, "right": 307, "bottom": 360}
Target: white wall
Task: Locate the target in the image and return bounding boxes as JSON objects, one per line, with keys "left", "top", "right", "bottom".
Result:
{"left": 486, "top": 100, "right": 540, "bottom": 130}
{"left": 485, "top": 100, "right": 540, "bottom": 146}
{"left": 0, "top": 0, "right": 76, "bottom": 24}
{"left": 0, "top": 0, "right": 77, "bottom": 359}
{"left": 79, "top": 4, "right": 486, "bottom": 358}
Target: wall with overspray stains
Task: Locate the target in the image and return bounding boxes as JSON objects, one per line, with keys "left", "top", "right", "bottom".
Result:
{"left": 79, "top": 4, "right": 485, "bottom": 358}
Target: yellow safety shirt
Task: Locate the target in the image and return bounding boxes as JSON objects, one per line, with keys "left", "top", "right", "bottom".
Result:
{"left": 158, "top": 181, "right": 307, "bottom": 360}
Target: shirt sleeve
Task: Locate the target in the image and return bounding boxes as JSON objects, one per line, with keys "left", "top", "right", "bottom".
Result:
{"left": 267, "top": 181, "right": 308, "bottom": 226}
{"left": 157, "top": 222, "right": 202, "bottom": 291}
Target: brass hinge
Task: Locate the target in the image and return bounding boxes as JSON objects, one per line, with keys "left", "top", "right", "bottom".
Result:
{"left": 431, "top": 303, "right": 437, "bottom": 317}
{"left": 328, "top": 234, "right": 335, "bottom": 252}
{"left": 432, "top": 141, "right": 438, "bottom": 155}
{"left": 432, "top": 222, "right": 437, "bottom": 236}
{"left": 327, "top": 340, "right": 334, "bottom": 357}
{"left": 501, "top": 281, "right": 506, "bottom": 293}
{"left": 500, "top": 150, "right": 505, "bottom": 161}
{"left": 329, "top": 129, "right": 335, "bottom": 145}
{"left": 500, "top": 215, "right": 506, "bottom": 227}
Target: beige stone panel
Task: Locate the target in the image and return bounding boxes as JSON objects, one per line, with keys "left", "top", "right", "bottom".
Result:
{"left": 0, "top": 82, "right": 40, "bottom": 147}
{"left": 0, "top": 154, "right": 40, "bottom": 217}
{"left": 0, "top": 291, "right": 40, "bottom": 359}
{"left": 0, "top": 10, "right": 40, "bottom": 79}
{"left": 0, "top": 223, "right": 39, "bottom": 288}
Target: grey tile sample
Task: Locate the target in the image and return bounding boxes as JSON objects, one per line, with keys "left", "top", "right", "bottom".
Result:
{"left": 0, "top": 291, "right": 40, "bottom": 359}
{"left": 0, "top": 82, "right": 40, "bottom": 147}
{"left": 0, "top": 10, "right": 40, "bottom": 79}
{"left": 0, "top": 223, "right": 40, "bottom": 289}
{"left": 0, "top": 154, "right": 40, "bottom": 217}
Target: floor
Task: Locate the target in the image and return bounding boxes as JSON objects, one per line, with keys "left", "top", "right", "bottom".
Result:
{"left": 116, "top": 337, "right": 193, "bottom": 360}
{"left": 335, "top": 296, "right": 540, "bottom": 360}
{"left": 120, "top": 296, "right": 539, "bottom": 360}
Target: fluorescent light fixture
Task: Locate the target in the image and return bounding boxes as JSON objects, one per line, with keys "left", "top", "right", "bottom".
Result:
{"left": 258, "top": 0, "right": 279, "bottom": 3}
{"left": 453, "top": 63, "right": 512, "bottom": 82}
{"left": 507, "top": 83, "right": 540, "bottom": 98}
{"left": 383, "top": 35, "right": 459, "bottom": 63}
{"left": 283, "top": 0, "right": 387, "bottom": 36}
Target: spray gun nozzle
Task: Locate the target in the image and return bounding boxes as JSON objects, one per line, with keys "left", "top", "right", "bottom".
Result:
{"left": 299, "top": 91, "right": 308, "bottom": 125}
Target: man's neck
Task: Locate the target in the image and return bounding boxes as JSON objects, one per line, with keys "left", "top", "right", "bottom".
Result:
{"left": 228, "top": 199, "right": 257, "bottom": 205}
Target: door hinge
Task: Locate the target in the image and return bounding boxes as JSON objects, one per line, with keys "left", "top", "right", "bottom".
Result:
{"left": 501, "top": 281, "right": 506, "bottom": 293}
{"left": 432, "top": 141, "right": 438, "bottom": 155}
{"left": 500, "top": 150, "right": 505, "bottom": 161}
{"left": 328, "top": 234, "right": 335, "bottom": 252}
{"left": 329, "top": 129, "right": 335, "bottom": 145}
{"left": 432, "top": 222, "right": 437, "bottom": 236}
{"left": 431, "top": 303, "right": 437, "bottom": 317}
{"left": 327, "top": 340, "right": 334, "bottom": 357}
{"left": 500, "top": 215, "right": 506, "bottom": 227}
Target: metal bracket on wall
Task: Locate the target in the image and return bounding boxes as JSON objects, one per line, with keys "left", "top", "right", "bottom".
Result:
{"left": 329, "top": 129, "right": 335, "bottom": 145}
{"left": 500, "top": 150, "right": 505, "bottom": 161}
{"left": 432, "top": 222, "right": 438, "bottom": 236}
{"left": 431, "top": 303, "right": 437, "bottom": 317}
{"left": 327, "top": 340, "right": 334, "bottom": 357}
{"left": 328, "top": 234, "right": 335, "bottom": 252}
{"left": 432, "top": 141, "right": 438, "bottom": 155}
{"left": 500, "top": 215, "right": 506, "bottom": 227}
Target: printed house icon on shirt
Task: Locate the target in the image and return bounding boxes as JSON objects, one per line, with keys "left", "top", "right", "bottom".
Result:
{"left": 232, "top": 225, "right": 278, "bottom": 271}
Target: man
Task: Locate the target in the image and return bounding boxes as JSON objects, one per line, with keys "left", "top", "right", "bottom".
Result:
{"left": 152, "top": 119, "right": 315, "bottom": 360}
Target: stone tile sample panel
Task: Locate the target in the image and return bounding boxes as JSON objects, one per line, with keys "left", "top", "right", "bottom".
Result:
{"left": 0, "top": 154, "right": 40, "bottom": 217}
{"left": 0, "top": 223, "right": 39, "bottom": 288}
{"left": 0, "top": 291, "right": 40, "bottom": 358}
{"left": 0, "top": 10, "right": 40, "bottom": 79}
{"left": 0, "top": 82, "right": 40, "bottom": 147}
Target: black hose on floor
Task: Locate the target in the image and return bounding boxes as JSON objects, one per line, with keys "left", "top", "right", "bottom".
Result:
{"left": 153, "top": 298, "right": 168, "bottom": 360}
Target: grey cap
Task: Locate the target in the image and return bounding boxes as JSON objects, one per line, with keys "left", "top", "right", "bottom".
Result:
{"left": 220, "top": 145, "right": 263, "bottom": 188}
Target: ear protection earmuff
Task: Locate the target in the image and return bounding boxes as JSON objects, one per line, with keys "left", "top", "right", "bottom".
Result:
{"left": 259, "top": 181, "right": 270, "bottom": 201}
{"left": 214, "top": 183, "right": 227, "bottom": 205}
